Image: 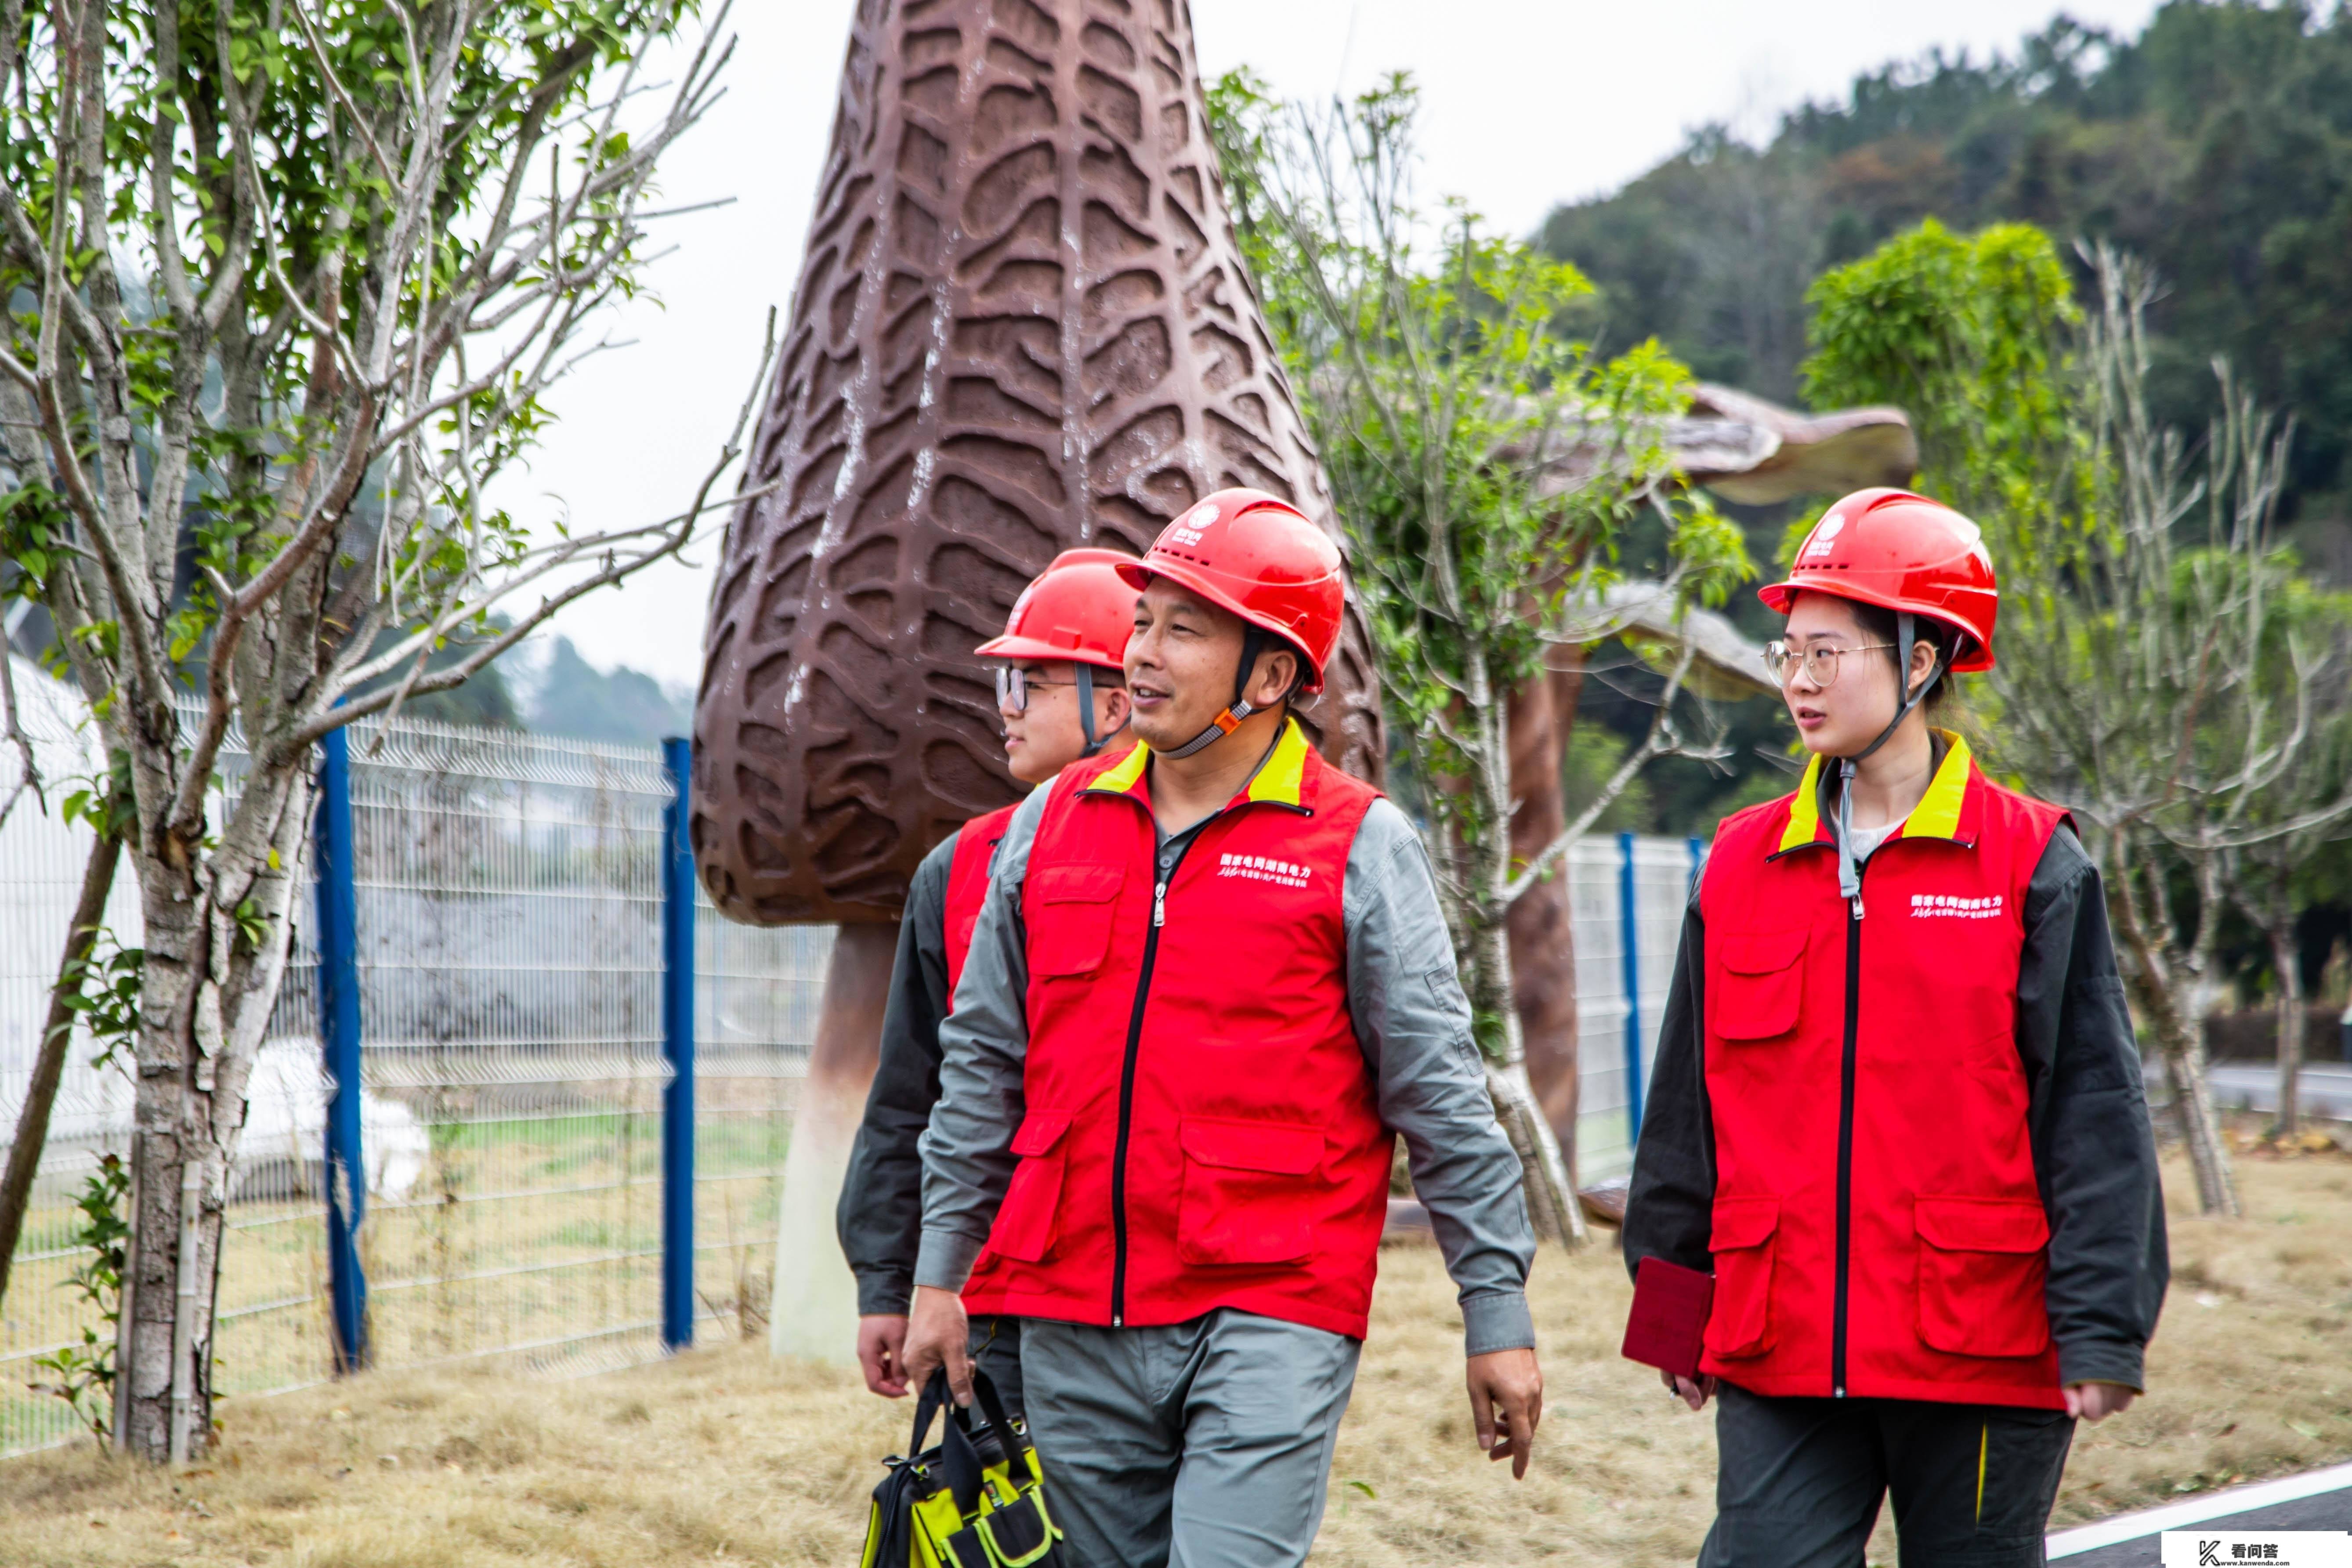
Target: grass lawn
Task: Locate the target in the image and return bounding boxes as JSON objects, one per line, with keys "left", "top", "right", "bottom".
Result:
{"left": 2, "top": 1148, "right": 2347, "bottom": 1566}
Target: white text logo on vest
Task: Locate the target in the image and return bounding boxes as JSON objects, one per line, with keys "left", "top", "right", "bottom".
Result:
{"left": 1910, "top": 892, "right": 2004, "bottom": 919}
{"left": 1219, "top": 851, "right": 1311, "bottom": 889}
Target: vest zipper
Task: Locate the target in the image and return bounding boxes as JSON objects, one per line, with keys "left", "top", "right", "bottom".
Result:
{"left": 1831, "top": 887, "right": 1862, "bottom": 1397}
{"left": 1109, "top": 835, "right": 1197, "bottom": 1328}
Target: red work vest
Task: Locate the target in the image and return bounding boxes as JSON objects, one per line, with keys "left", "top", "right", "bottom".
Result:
{"left": 948, "top": 805, "right": 1017, "bottom": 1317}
{"left": 1697, "top": 735, "right": 2070, "bottom": 1409}
{"left": 968, "top": 720, "right": 1390, "bottom": 1339}
{"left": 944, "top": 805, "right": 1017, "bottom": 996}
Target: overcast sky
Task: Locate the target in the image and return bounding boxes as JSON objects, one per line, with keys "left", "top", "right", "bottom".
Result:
{"left": 497, "top": 0, "right": 2164, "bottom": 692}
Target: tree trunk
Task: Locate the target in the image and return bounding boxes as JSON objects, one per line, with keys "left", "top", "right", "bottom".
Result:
{"left": 1506, "top": 660, "right": 1585, "bottom": 1170}
{"left": 2271, "top": 917, "right": 2304, "bottom": 1137}
{"left": 116, "top": 766, "right": 313, "bottom": 1462}
{"left": 2107, "top": 861, "right": 2240, "bottom": 1217}
{"left": 0, "top": 830, "right": 121, "bottom": 1312}
{"left": 118, "top": 897, "right": 233, "bottom": 1463}
{"left": 1470, "top": 920, "right": 1586, "bottom": 1247}
{"left": 1487, "top": 1061, "right": 1585, "bottom": 1248}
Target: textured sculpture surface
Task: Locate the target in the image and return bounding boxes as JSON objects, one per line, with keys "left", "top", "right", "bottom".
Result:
{"left": 693, "top": 0, "right": 1384, "bottom": 926}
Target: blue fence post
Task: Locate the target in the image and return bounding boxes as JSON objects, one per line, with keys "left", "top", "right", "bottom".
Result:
{"left": 1688, "top": 835, "right": 1706, "bottom": 891}
{"left": 660, "top": 737, "right": 696, "bottom": 1352}
{"left": 315, "top": 726, "right": 369, "bottom": 1372}
{"left": 1618, "top": 831, "right": 1645, "bottom": 1148}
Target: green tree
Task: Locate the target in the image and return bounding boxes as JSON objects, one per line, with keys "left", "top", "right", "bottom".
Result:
{"left": 1801, "top": 219, "right": 2080, "bottom": 529}
{"left": 1212, "top": 72, "right": 1748, "bottom": 1242}
{"left": 1543, "top": 4, "right": 2352, "bottom": 542}
{"left": 0, "top": 0, "right": 769, "bottom": 1459}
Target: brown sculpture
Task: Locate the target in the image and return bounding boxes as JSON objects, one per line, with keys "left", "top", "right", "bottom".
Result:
{"left": 691, "top": 0, "right": 1384, "bottom": 929}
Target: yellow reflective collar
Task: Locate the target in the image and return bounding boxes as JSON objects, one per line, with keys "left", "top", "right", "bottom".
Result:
{"left": 1778, "top": 752, "right": 1828, "bottom": 854}
{"left": 1773, "top": 731, "right": 1977, "bottom": 855}
{"left": 1241, "top": 718, "right": 1311, "bottom": 808}
{"left": 1896, "top": 732, "right": 1975, "bottom": 843}
{"left": 1079, "top": 718, "right": 1314, "bottom": 811}
{"left": 1088, "top": 737, "right": 1152, "bottom": 798}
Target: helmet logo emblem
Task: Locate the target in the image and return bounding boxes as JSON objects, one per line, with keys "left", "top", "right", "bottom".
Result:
{"left": 1804, "top": 514, "right": 1846, "bottom": 558}
{"left": 1167, "top": 501, "right": 1218, "bottom": 548}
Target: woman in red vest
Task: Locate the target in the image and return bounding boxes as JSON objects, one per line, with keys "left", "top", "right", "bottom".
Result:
{"left": 837, "top": 550, "right": 1136, "bottom": 1412}
{"left": 1624, "top": 490, "right": 2167, "bottom": 1566}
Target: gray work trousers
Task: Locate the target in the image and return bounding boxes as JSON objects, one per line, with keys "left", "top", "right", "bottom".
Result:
{"left": 968, "top": 1312, "right": 1024, "bottom": 1423}
{"left": 1020, "top": 1310, "right": 1361, "bottom": 1568}
{"left": 1699, "top": 1385, "right": 2074, "bottom": 1568}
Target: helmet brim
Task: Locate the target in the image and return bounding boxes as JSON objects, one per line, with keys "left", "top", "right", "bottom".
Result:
{"left": 1118, "top": 559, "right": 1326, "bottom": 693}
{"left": 972, "top": 632, "right": 1125, "bottom": 669}
{"left": 1759, "top": 577, "right": 1995, "bottom": 673}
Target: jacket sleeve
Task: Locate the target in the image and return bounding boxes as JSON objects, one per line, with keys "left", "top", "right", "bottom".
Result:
{"left": 1344, "top": 799, "right": 1538, "bottom": 1357}
{"left": 2016, "top": 825, "right": 2169, "bottom": 1390}
{"left": 835, "top": 833, "right": 958, "bottom": 1316}
{"left": 912, "top": 783, "right": 1052, "bottom": 1293}
{"left": 1623, "top": 882, "right": 1714, "bottom": 1282}
{"left": 1618, "top": 884, "right": 1712, "bottom": 1288}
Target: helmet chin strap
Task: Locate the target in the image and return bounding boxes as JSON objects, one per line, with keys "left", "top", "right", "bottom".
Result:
{"left": 1831, "top": 611, "right": 1953, "bottom": 916}
{"left": 1163, "top": 626, "right": 1273, "bottom": 760}
{"left": 1072, "top": 663, "right": 1131, "bottom": 758}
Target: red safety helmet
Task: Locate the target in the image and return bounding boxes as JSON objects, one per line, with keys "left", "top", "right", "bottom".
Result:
{"left": 1117, "top": 489, "right": 1344, "bottom": 693}
{"left": 1758, "top": 489, "right": 1999, "bottom": 671}
{"left": 974, "top": 548, "right": 1138, "bottom": 670}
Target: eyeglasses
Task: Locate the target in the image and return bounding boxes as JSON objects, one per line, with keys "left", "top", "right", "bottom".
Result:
{"left": 995, "top": 667, "right": 1081, "bottom": 713}
{"left": 1762, "top": 641, "right": 1896, "bottom": 689}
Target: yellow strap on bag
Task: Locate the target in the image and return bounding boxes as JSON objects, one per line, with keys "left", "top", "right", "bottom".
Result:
{"left": 859, "top": 1369, "right": 1066, "bottom": 1568}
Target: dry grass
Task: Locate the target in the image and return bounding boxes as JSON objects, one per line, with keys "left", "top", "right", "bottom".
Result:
{"left": 4, "top": 1149, "right": 2348, "bottom": 1567}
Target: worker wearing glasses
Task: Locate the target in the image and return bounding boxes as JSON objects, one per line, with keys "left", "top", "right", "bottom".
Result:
{"left": 1624, "top": 489, "right": 2167, "bottom": 1567}
{"left": 838, "top": 550, "right": 1138, "bottom": 1417}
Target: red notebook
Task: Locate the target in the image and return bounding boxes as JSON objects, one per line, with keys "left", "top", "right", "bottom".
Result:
{"left": 1621, "top": 1256, "right": 1715, "bottom": 1380}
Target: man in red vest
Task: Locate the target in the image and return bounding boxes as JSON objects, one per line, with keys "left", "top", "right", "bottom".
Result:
{"left": 902, "top": 490, "right": 1542, "bottom": 1567}
{"left": 838, "top": 550, "right": 1138, "bottom": 1414}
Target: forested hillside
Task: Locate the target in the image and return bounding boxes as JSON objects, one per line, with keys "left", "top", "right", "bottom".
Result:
{"left": 1541, "top": 0, "right": 2352, "bottom": 567}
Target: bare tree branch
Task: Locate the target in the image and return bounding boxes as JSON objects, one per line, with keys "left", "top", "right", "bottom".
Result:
{"left": 0, "top": 639, "right": 43, "bottom": 829}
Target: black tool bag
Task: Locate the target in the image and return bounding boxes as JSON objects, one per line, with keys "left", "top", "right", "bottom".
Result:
{"left": 860, "top": 1367, "right": 1066, "bottom": 1568}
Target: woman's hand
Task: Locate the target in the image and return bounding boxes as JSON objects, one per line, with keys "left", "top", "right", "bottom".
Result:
{"left": 1661, "top": 1367, "right": 1719, "bottom": 1411}
{"left": 2065, "top": 1381, "right": 2137, "bottom": 1422}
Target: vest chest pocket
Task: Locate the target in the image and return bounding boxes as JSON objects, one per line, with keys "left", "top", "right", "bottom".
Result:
{"left": 1027, "top": 864, "right": 1125, "bottom": 978}
{"left": 1704, "top": 1198, "right": 1780, "bottom": 1359}
{"left": 1176, "top": 1119, "right": 1323, "bottom": 1266}
{"left": 1707, "top": 929, "right": 1808, "bottom": 1042}
{"left": 1914, "top": 1197, "right": 2052, "bottom": 1358}
{"left": 986, "top": 1112, "right": 1074, "bottom": 1264}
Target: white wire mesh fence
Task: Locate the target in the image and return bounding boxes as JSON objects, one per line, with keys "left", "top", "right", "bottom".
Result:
{"left": 0, "top": 659, "right": 145, "bottom": 1456}
{"left": 1569, "top": 834, "right": 1708, "bottom": 1188}
{"left": 0, "top": 683, "right": 830, "bottom": 1456}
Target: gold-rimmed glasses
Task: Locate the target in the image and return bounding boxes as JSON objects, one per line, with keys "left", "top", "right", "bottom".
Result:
{"left": 1762, "top": 641, "right": 1896, "bottom": 689}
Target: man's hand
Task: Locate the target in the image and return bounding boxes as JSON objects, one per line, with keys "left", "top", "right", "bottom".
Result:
{"left": 1661, "top": 1367, "right": 1719, "bottom": 1411}
{"left": 1466, "top": 1347, "right": 1543, "bottom": 1479}
{"left": 857, "top": 1314, "right": 912, "bottom": 1398}
{"left": 900, "top": 1285, "right": 973, "bottom": 1406}
{"left": 2065, "top": 1381, "right": 2137, "bottom": 1423}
